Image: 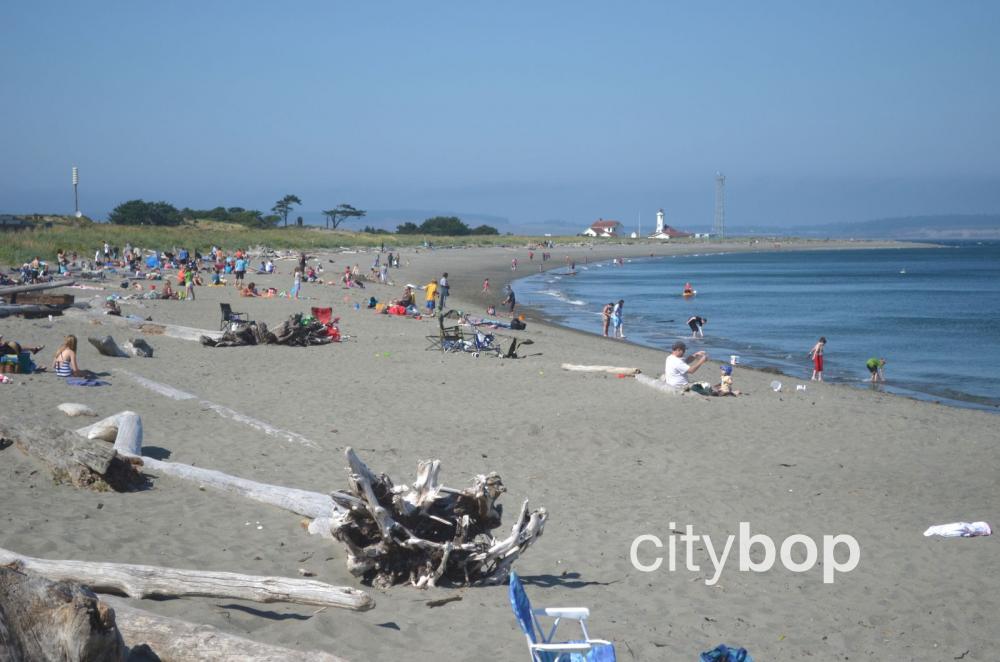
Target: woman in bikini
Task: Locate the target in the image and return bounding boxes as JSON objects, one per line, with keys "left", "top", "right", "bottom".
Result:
{"left": 51, "top": 335, "right": 95, "bottom": 378}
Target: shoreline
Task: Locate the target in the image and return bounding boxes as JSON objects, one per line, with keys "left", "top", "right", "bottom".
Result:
{"left": 502, "top": 246, "right": 999, "bottom": 414}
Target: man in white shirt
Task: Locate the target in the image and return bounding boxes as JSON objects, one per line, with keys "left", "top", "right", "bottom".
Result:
{"left": 663, "top": 341, "right": 709, "bottom": 389}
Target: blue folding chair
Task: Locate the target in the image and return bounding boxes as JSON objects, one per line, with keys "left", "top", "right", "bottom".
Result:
{"left": 509, "top": 571, "right": 616, "bottom": 662}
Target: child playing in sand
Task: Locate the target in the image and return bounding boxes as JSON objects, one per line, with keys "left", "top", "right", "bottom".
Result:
{"left": 713, "top": 364, "right": 741, "bottom": 396}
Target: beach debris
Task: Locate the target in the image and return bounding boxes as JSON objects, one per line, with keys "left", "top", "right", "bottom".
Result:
{"left": 561, "top": 363, "right": 641, "bottom": 375}
{"left": 796, "top": 384, "right": 807, "bottom": 392}
{"left": 0, "top": 420, "right": 144, "bottom": 491}
{"left": 0, "top": 547, "right": 373, "bottom": 612}
{"left": 923, "top": 522, "right": 992, "bottom": 538}
{"left": 770, "top": 380, "right": 782, "bottom": 392}
{"left": 88, "top": 335, "right": 129, "bottom": 358}
{"left": 57, "top": 402, "right": 98, "bottom": 417}
{"left": 0, "top": 565, "right": 125, "bottom": 661}
{"left": 319, "top": 447, "right": 547, "bottom": 589}
{"left": 200, "top": 314, "right": 333, "bottom": 348}
{"left": 123, "top": 337, "right": 154, "bottom": 357}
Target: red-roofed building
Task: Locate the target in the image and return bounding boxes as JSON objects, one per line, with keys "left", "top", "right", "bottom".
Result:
{"left": 648, "top": 208, "right": 692, "bottom": 239}
{"left": 582, "top": 219, "right": 623, "bottom": 237}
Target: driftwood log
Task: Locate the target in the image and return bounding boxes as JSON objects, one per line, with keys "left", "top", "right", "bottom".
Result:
{"left": 319, "top": 447, "right": 547, "bottom": 589}
{"left": 101, "top": 595, "right": 349, "bottom": 662}
{"left": 0, "top": 548, "right": 373, "bottom": 611}
{"left": 0, "top": 564, "right": 125, "bottom": 662}
{"left": 0, "top": 422, "right": 144, "bottom": 491}
{"left": 562, "top": 363, "right": 641, "bottom": 375}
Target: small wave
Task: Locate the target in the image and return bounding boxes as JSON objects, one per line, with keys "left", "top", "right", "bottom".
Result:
{"left": 539, "top": 289, "right": 587, "bottom": 306}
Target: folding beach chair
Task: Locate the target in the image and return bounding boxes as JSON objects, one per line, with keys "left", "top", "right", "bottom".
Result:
{"left": 310, "top": 306, "right": 341, "bottom": 339}
{"left": 509, "top": 572, "right": 616, "bottom": 662}
{"left": 425, "top": 309, "right": 465, "bottom": 352}
{"left": 219, "top": 302, "right": 249, "bottom": 330}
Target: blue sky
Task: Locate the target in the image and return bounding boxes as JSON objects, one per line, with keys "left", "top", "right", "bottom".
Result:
{"left": 2, "top": 1, "right": 998, "bottom": 231}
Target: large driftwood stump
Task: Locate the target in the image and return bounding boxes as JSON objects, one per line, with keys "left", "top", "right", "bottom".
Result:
{"left": 102, "top": 596, "right": 350, "bottom": 662}
{"left": 320, "top": 447, "right": 547, "bottom": 589}
{"left": 0, "top": 564, "right": 125, "bottom": 662}
{"left": 0, "top": 423, "right": 144, "bottom": 492}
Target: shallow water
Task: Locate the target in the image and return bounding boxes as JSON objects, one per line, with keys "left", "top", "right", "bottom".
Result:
{"left": 514, "top": 241, "right": 1000, "bottom": 411}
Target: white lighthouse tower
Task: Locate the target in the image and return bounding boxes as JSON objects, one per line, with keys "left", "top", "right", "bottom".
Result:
{"left": 655, "top": 208, "right": 665, "bottom": 235}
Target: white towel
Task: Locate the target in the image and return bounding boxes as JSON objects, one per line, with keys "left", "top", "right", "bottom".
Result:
{"left": 923, "top": 521, "right": 992, "bottom": 537}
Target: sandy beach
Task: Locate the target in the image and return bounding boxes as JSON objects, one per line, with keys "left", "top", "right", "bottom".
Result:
{"left": 2, "top": 240, "right": 997, "bottom": 661}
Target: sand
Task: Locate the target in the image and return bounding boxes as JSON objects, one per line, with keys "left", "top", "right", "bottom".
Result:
{"left": 1, "top": 240, "right": 997, "bottom": 661}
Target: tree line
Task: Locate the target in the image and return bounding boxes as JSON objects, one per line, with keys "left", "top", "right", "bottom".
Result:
{"left": 107, "top": 197, "right": 497, "bottom": 235}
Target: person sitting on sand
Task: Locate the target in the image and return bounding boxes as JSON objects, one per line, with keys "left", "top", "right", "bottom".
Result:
{"left": 160, "top": 280, "right": 175, "bottom": 299}
{"left": 392, "top": 286, "right": 414, "bottom": 309}
{"left": 712, "top": 364, "right": 742, "bottom": 396}
{"left": 0, "top": 336, "right": 44, "bottom": 358}
{"left": 241, "top": 282, "right": 259, "bottom": 297}
{"left": 51, "top": 335, "right": 96, "bottom": 379}
{"left": 866, "top": 357, "right": 886, "bottom": 383}
{"left": 663, "top": 341, "right": 709, "bottom": 389}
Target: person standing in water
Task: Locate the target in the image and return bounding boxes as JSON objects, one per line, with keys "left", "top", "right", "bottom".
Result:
{"left": 687, "top": 315, "right": 707, "bottom": 338}
{"left": 866, "top": 357, "right": 886, "bottom": 383}
{"left": 809, "top": 337, "right": 827, "bottom": 381}
{"left": 612, "top": 299, "right": 625, "bottom": 339}
{"left": 601, "top": 302, "right": 613, "bottom": 337}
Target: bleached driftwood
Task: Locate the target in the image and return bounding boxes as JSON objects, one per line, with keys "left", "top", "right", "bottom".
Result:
{"left": 0, "top": 548, "right": 373, "bottom": 611}
{"left": 0, "top": 564, "right": 125, "bottom": 661}
{"left": 89, "top": 335, "right": 130, "bottom": 358}
{"left": 77, "top": 411, "right": 143, "bottom": 455}
{"left": 321, "top": 447, "right": 547, "bottom": 589}
{"left": 635, "top": 373, "right": 684, "bottom": 394}
{"left": 0, "top": 422, "right": 144, "bottom": 491}
{"left": 0, "top": 279, "right": 75, "bottom": 297}
{"left": 73, "top": 414, "right": 546, "bottom": 590}
{"left": 122, "top": 338, "right": 153, "bottom": 358}
{"left": 561, "top": 363, "right": 641, "bottom": 375}
{"left": 101, "top": 595, "right": 349, "bottom": 662}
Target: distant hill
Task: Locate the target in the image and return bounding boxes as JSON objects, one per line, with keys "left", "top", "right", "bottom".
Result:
{"left": 733, "top": 214, "right": 1000, "bottom": 239}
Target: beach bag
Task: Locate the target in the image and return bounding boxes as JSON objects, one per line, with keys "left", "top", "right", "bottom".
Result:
{"left": 510, "top": 318, "right": 527, "bottom": 330}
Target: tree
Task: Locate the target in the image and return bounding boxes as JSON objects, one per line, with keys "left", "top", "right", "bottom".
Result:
{"left": 321, "top": 204, "right": 367, "bottom": 230}
{"left": 362, "top": 225, "right": 390, "bottom": 234}
{"left": 396, "top": 222, "right": 420, "bottom": 234}
{"left": 470, "top": 224, "right": 499, "bottom": 235}
{"left": 419, "top": 216, "right": 470, "bottom": 236}
{"left": 108, "top": 200, "right": 182, "bottom": 226}
{"left": 272, "top": 194, "right": 302, "bottom": 228}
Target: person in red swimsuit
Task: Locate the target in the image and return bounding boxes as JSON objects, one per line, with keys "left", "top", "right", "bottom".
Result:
{"left": 809, "top": 336, "right": 827, "bottom": 381}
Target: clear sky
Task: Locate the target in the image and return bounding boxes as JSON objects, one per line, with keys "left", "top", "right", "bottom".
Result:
{"left": 2, "top": 1, "right": 998, "bottom": 230}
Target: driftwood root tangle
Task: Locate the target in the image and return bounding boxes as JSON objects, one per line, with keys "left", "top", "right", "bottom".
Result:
{"left": 322, "top": 447, "right": 547, "bottom": 589}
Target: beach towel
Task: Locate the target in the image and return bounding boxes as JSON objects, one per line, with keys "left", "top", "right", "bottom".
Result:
{"left": 701, "top": 644, "right": 753, "bottom": 662}
{"left": 66, "top": 377, "right": 110, "bottom": 387}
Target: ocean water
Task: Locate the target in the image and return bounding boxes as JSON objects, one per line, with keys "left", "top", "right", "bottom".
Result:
{"left": 513, "top": 242, "right": 1000, "bottom": 411}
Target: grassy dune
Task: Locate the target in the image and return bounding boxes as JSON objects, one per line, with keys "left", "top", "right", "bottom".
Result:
{"left": 0, "top": 217, "right": 590, "bottom": 267}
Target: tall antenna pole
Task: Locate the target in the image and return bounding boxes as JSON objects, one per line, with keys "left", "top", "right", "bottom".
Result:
{"left": 713, "top": 172, "right": 726, "bottom": 239}
{"left": 72, "top": 166, "right": 80, "bottom": 217}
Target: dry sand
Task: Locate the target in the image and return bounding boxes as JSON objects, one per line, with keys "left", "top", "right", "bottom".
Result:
{"left": 1, "top": 240, "right": 997, "bottom": 661}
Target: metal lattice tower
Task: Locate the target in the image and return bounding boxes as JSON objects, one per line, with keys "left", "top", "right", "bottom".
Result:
{"left": 713, "top": 172, "right": 726, "bottom": 239}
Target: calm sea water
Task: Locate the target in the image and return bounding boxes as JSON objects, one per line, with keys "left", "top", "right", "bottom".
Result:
{"left": 513, "top": 242, "right": 1000, "bottom": 411}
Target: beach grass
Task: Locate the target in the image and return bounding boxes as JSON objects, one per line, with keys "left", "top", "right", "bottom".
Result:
{"left": 0, "top": 217, "right": 581, "bottom": 267}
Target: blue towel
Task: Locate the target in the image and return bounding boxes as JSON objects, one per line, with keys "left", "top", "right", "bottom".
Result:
{"left": 700, "top": 644, "right": 752, "bottom": 662}
{"left": 65, "top": 377, "right": 109, "bottom": 387}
